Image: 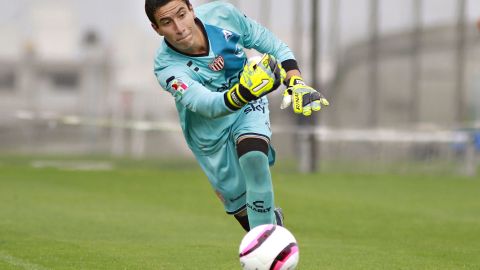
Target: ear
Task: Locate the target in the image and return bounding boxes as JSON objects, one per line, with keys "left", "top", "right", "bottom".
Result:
{"left": 151, "top": 23, "right": 162, "bottom": 36}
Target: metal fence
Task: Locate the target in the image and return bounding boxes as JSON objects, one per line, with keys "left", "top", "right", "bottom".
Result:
{"left": 0, "top": 0, "right": 479, "bottom": 175}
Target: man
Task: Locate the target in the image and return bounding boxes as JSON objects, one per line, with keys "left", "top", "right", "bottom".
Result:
{"left": 145, "top": 0, "right": 329, "bottom": 231}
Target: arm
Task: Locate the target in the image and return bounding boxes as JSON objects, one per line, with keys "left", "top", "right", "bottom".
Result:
{"left": 156, "top": 68, "right": 233, "bottom": 119}
{"left": 156, "top": 57, "right": 285, "bottom": 118}
{"left": 286, "top": 70, "right": 302, "bottom": 82}
{"left": 227, "top": 4, "right": 329, "bottom": 116}
{"left": 228, "top": 4, "right": 295, "bottom": 65}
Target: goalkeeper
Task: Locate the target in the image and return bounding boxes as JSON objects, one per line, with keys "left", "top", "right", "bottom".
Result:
{"left": 145, "top": 0, "right": 329, "bottom": 231}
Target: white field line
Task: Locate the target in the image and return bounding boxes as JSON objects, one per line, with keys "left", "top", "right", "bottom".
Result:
{"left": 0, "top": 250, "right": 49, "bottom": 270}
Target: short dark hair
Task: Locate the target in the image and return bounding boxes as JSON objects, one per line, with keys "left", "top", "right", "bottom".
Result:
{"left": 145, "top": 0, "right": 192, "bottom": 26}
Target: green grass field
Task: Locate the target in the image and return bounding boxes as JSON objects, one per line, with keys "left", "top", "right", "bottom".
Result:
{"left": 1, "top": 156, "right": 479, "bottom": 269}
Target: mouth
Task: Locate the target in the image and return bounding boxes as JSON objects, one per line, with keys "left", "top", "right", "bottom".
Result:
{"left": 177, "top": 33, "right": 191, "bottom": 42}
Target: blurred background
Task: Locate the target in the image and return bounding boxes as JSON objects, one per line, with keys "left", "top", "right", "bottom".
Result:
{"left": 1, "top": 0, "right": 479, "bottom": 175}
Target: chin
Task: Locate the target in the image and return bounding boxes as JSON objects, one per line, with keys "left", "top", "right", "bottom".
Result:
{"left": 178, "top": 41, "right": 194, "bottom": 51}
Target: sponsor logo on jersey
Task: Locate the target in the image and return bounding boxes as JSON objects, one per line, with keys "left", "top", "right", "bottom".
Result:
{"left": 209, "top": 55, "right": 225, "bottom": 72}
{"left": 170, "top": 79, "right": 189, "bottom": 95}
{"left": 244, "top": 103, "right": 266, "bottom": 115}
{"left": 222, "top": 29, "right": 233, "bottom": 41}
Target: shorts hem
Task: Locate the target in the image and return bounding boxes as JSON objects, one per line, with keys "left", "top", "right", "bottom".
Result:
{"left": 226, "top": 204, "right": 246, "bottom": 215}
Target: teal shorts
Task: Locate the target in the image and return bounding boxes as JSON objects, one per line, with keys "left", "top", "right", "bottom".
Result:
{"left": 194, "top": 97, "right": 276, "bottom": 215}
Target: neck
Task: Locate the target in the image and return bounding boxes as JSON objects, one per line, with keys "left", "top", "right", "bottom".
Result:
{"left": 187, "top": 19, "right": 208, "bottom": 55}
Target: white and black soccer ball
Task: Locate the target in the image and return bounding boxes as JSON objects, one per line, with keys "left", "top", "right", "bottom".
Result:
{"left": 239, "top": 224, "right": 299, "bottom": 270}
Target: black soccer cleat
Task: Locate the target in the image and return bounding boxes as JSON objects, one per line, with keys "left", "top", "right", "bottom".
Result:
{"left": 274, "top": 207, "right": 284, "bottom": 227}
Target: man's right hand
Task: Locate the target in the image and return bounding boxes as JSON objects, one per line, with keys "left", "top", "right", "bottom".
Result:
{"left": 225, "top": 54, "right": 286, "bottom": 110}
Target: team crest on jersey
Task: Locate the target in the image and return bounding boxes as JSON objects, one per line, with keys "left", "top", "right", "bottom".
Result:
{"left": 209, "top": 55, "right": 225, "bottom": 72}
{"left": 222, "top": 30, "right": 233, "bottom": 41}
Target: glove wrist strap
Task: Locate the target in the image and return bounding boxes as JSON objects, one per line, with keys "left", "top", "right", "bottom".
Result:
{"left": 285, "top": 75, "right": 305, "bottom": 87}
{"left": 224, "top": 83, "right": 256, "bottom": 110}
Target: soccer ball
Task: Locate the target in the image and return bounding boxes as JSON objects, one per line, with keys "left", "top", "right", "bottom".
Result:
{"left": 239, "top": 224, "right": 299, "bottom": 270}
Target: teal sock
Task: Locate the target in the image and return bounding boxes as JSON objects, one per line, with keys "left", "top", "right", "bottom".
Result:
{"left": 238, "top": 151, "right": 275, "bottom": 229}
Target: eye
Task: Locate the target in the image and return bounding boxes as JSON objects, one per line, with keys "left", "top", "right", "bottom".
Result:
{"left": 161, "top": 20, "right": 171, "bottom": 26}
{"left": 179, "top": 12, "right": 186, "bottom": 18}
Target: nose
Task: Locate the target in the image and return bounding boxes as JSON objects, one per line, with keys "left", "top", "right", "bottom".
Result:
{"left": 173, "top": 19, "right": 186, "bottom": 35}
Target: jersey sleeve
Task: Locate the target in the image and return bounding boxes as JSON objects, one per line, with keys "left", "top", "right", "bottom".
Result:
{"left": 227, "top": 3, "right": 295, "bottom": 63}
{"left": 155, "top": 67, "right": 235, "bottom": 119}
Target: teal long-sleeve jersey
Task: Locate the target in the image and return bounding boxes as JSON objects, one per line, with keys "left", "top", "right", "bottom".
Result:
{"left": 154, "top": 1, "right": 296, "bottom": 155}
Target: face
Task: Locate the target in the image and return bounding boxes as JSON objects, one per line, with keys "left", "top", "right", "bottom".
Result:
{"left": 152, "top": 0, "right": 197, "bottom": 53}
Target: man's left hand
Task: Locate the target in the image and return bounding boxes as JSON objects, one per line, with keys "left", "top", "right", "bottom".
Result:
{"left": 280, "top": 76, "right": 329, "bottom": 116}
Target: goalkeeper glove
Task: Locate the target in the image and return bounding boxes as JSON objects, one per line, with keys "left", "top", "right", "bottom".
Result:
{"left": 225, "top": 54, "right": 286, "bottom": 110}
{"left": 280, "top": 76, "right": 329, "bottom": 116}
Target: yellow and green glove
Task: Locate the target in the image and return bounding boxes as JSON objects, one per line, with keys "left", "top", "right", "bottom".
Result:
{"left": 280, "top": 76, "right": 329, "bottom": 116}
{"left": 225, "top": 54, "right": 286, "bottom": 110}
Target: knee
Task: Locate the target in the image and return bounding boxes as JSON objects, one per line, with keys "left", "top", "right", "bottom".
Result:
{"left": 236, "top": 136, "right": 269, "bottom": 158}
